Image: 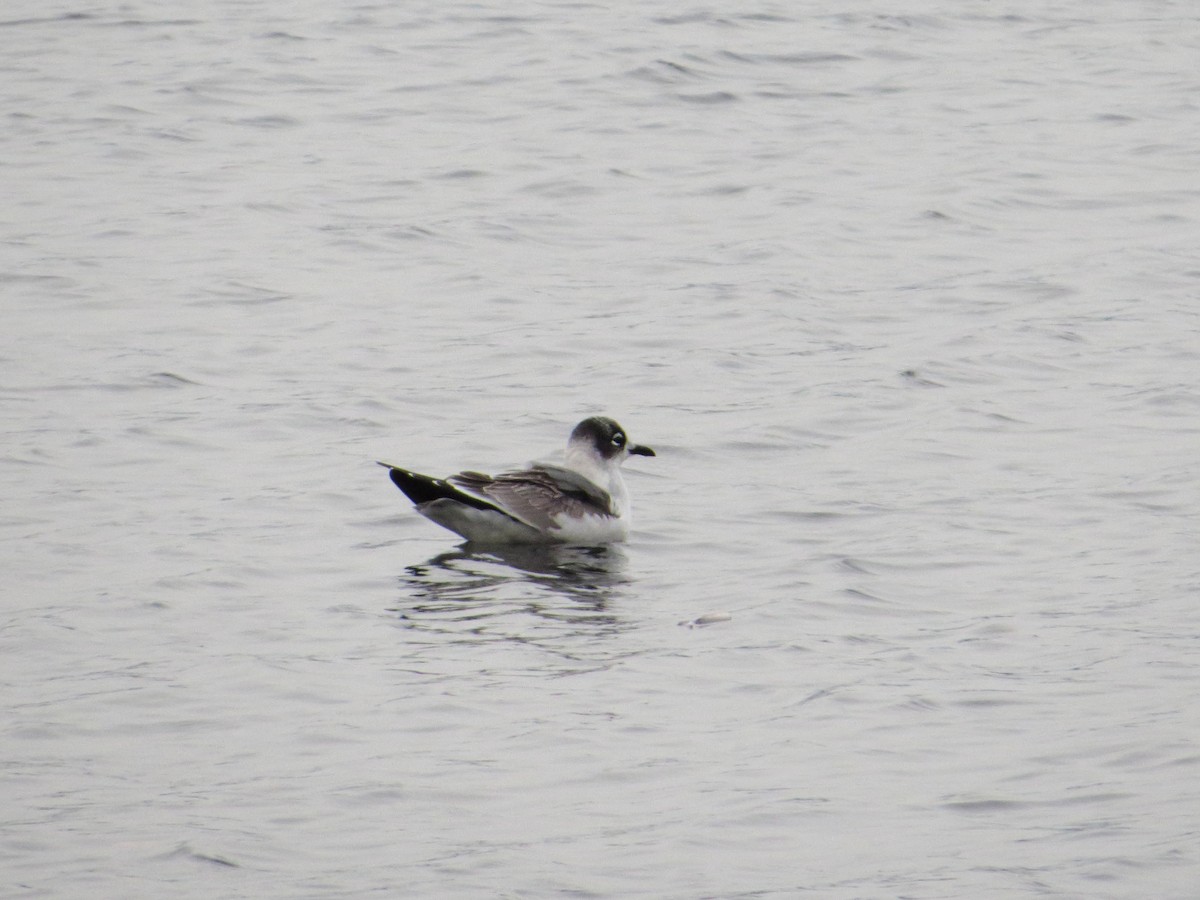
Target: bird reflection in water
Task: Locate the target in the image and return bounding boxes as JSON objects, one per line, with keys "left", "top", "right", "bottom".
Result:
{"left": 390, "top": 543, "right": 632, "bottom": 640}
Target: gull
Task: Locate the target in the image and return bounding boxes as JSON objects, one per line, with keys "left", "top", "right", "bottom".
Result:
{"left": 378, "top": 416, "right": 655, "bottom": 545}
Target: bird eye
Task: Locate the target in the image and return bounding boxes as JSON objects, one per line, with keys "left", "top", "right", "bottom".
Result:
{"left": 611, "top": 433, "right": 626, "bottom": 447}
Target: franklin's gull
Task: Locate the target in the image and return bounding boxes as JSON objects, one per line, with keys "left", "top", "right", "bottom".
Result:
{"left": 378, "top": 416, "right": 655, "bottom": 544}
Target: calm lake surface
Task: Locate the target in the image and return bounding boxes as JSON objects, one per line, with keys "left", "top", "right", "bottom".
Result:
{"left": 3, "top": 2, "right": 1198, "bottom": 897}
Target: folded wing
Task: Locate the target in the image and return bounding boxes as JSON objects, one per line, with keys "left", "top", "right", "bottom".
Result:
{"left": 450, "top": 465, "right": 615, "bottom": 533}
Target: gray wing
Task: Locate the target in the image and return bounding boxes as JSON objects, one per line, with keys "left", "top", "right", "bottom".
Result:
{"left": 449, "top": 465, "right": 614, "bottom": 533}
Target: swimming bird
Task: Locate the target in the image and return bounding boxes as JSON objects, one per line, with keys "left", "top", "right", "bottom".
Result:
{"left": 378, "top": 416, "right": 655, "bottom": 545}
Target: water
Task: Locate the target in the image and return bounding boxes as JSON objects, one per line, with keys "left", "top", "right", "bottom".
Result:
{"left": 3, "top": 2, "right": 1198, "bottom": 897}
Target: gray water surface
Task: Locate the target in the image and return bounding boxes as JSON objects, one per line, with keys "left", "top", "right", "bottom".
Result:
{"left": 3, "top": 2, "right": 1199, "bottom": 897}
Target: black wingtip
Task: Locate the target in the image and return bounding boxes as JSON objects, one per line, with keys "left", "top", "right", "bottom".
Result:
{"left": 379, "top": 462, "right": 500, "bottom": 512}
{"left": 382, "top": 466, "right": 441, "bottom": 505}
